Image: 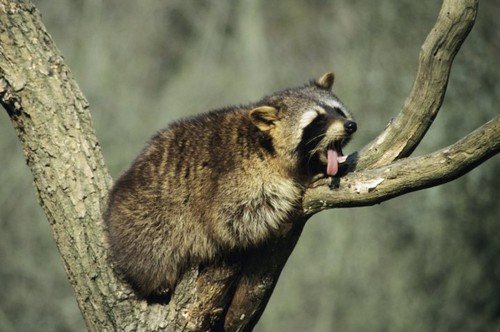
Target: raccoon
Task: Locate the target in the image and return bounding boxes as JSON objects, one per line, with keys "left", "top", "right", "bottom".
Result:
{"left": 104, "top": 72, "right": 357, "bottom": 296}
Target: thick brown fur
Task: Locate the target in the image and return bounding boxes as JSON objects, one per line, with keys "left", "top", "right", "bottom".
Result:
{"left": 104, "top": 72, "right": 356, "bottom": 296}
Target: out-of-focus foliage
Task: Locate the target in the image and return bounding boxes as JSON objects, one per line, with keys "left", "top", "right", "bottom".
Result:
{"left": 0, "top": 0, "right": 498, "bottom": 331}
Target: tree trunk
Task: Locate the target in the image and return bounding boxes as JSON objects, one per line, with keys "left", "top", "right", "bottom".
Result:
{"left": 0, "top": 0, "right": 497, "bottom": 331}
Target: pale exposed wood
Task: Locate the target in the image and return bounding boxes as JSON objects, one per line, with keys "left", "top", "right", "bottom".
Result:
{"left": 0, "top": 0, "right": 495, "bottom": 331}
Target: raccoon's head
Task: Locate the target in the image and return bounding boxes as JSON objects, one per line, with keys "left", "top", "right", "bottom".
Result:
{"left": 249, "top": 72, "right": 356, "bottom": 178}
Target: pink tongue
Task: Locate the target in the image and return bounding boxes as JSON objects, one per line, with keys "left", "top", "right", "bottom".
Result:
{"left": 327, "top": 149, "right": 339, "bottom": 176}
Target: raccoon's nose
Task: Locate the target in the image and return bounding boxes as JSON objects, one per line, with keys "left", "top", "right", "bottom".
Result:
{"left": 344, "top": 121, "right": 357, "bottom": 134}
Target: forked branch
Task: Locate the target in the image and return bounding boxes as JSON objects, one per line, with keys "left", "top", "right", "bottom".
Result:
{"left": 304, "top": 116, "right": 500, "bottom": 214}
{"left": 356, "top": 0, "right": 479, "bottom": 169}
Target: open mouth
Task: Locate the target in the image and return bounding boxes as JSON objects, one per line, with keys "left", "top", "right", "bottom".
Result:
{"left": 326, "top": 141, "right": 348, "bottom": 176}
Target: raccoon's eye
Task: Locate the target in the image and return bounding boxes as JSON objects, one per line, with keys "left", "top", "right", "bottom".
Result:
{"left": 311, "top": 114, "right": 327, "bottom": 125}
{"left": 334, "top": 108, "right": 346, "bottom": 118}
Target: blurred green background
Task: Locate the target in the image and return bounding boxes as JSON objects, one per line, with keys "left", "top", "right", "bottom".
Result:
{"left": 1, "top": 0, "right": 499, "bottom": 331}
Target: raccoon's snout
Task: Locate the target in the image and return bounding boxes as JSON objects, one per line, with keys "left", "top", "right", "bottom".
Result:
{"left": 344, "top": 120, "right": 357, "bottom": 134}
{"left": 323, "top": 120, "right": 355, "bottom": 177}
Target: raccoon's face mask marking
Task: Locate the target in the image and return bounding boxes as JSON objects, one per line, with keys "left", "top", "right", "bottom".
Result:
{"left": 299, "top": 108, "right": 326, "bottom": 129}
{"left": 250, "top": 71, "right": 356, "bottom": 177}
{"left": 303, "top": 110, "right": 356, "bottom": 176}
{"left": 296, "top": 72, "right": 356, "bottom": 177}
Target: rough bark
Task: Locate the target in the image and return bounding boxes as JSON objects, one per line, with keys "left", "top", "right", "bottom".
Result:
{"left": 1, "top": 0, "right": 496, "bottom": 331}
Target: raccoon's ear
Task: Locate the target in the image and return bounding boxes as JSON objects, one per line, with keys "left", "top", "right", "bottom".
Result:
{"left": 250, "top": 106, "right": 279, "bottom": 131}
{"left": 315, "top": 72, "right": 335, "bottom": 90}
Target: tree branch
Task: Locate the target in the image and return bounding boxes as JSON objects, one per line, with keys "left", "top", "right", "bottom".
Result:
{"left": 0, "top": 1, "right": 238, "bottom": 330}
{"left": 304, "top": 116, "right": 500, "bottom": 214}
{"left": 0, "top": 2, "right": 117, "bottom": 329}
{"left": 356, "top": 0, "right": 478, "bottom": 169}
